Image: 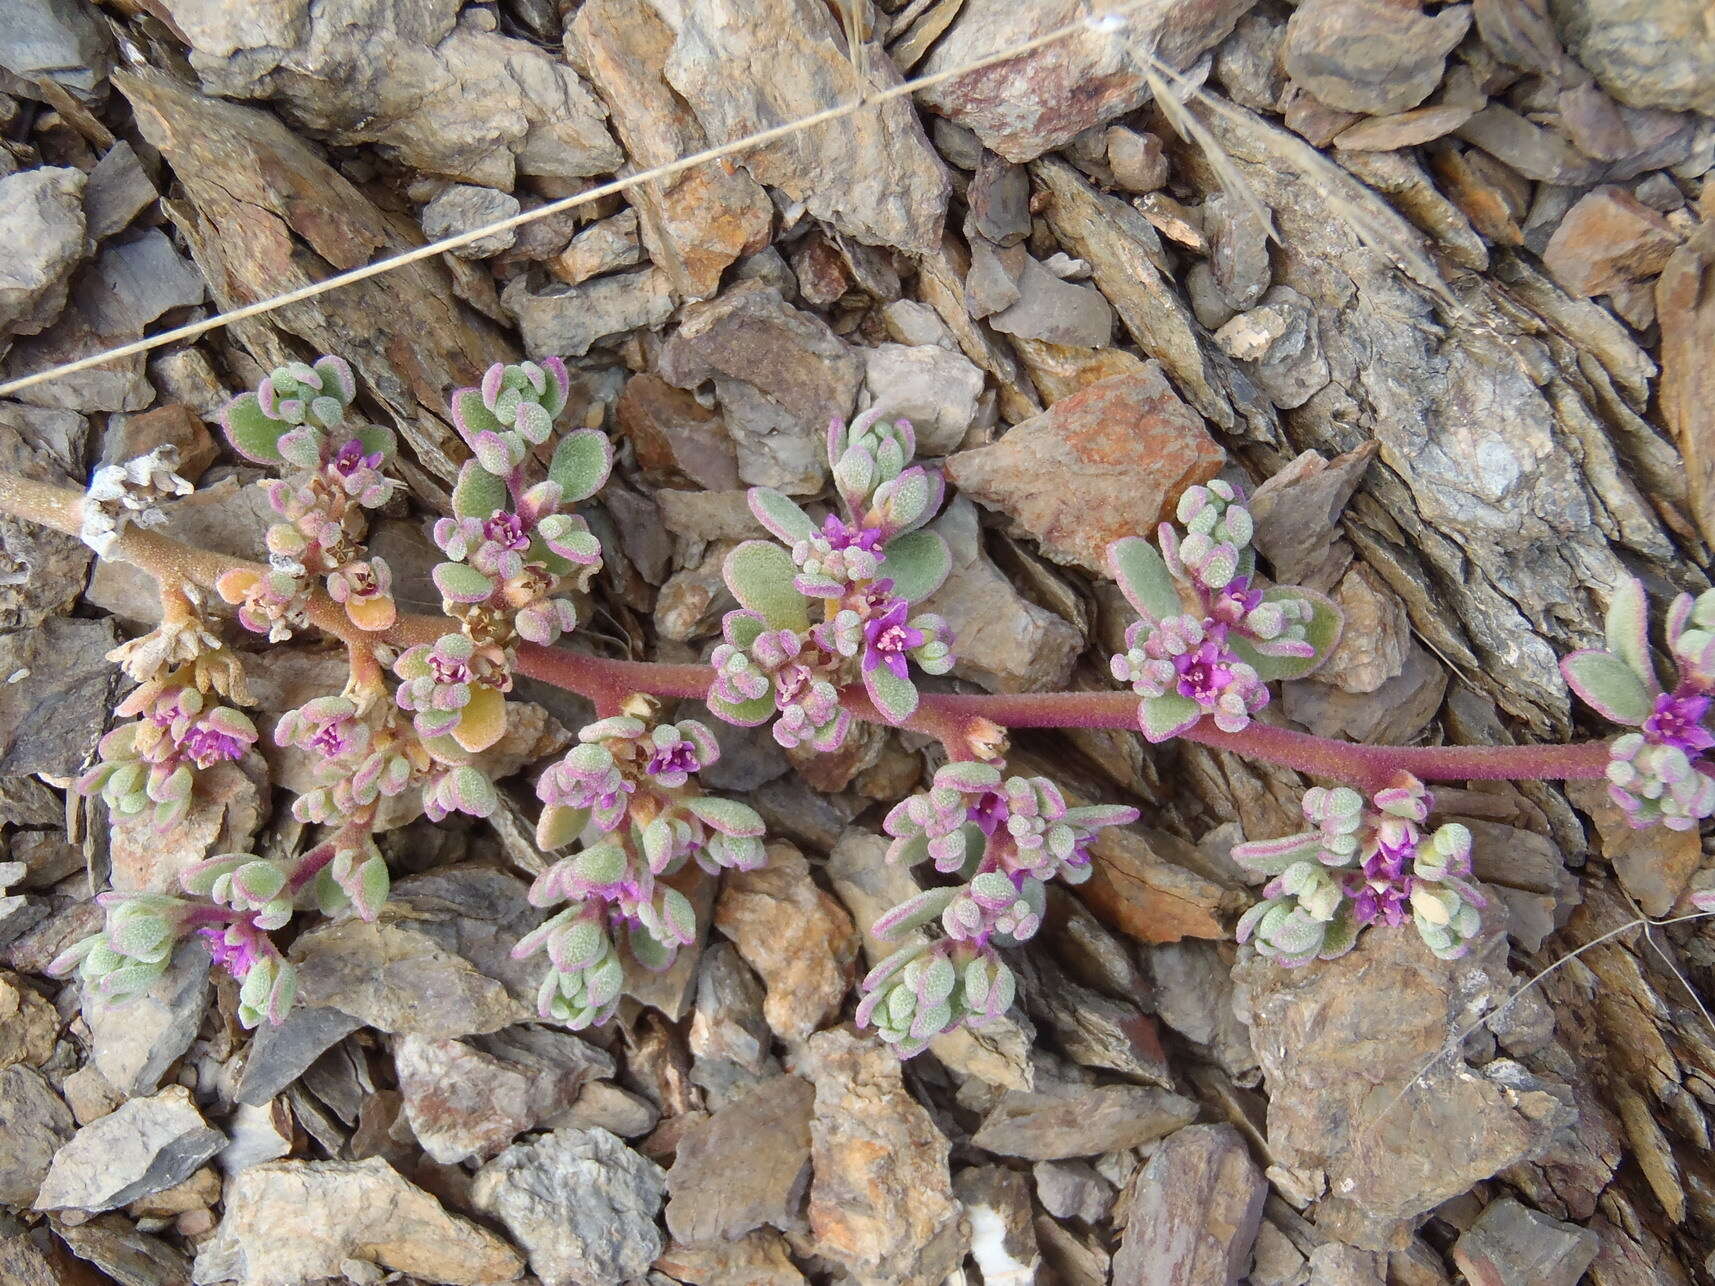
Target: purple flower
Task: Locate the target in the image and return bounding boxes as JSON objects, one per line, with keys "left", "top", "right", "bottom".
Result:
{"left": 199, "top": 924, "right": 263, "bottom": 978}
{"left": 1643, "top": 689, "right": 1714, "bottom": 755}
{"left": 1174, "top": 638, "right": 1236, "bottom": 705}
{"left": 968, "top": 789, "right": 1007, "bottom": 836}
{"left": 1351, "top": 878, "right": 1411, "bottom": 928}
{"left": 862, "top": 598, "right": 925, "bottom": 679}
{"left": 177, "top": 709, "right": 257, "bottom": 769}
{"left": 484, "top": 511, "right": 531, "bottom": 552}
{"left": 331, "top": 438, "right": 383, "bottom": 476}
{"left": 823, "top": 513, "right": 885, "bottom": 553}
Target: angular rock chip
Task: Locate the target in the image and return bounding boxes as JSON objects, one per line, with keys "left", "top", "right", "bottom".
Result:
{"left": 162, "top": 0, "right": 621, "bottom": 187}
{"left": 713, "top": 842, "right": 859, "bottom": 1044}
{"left": 972, "top": 1084, "right": 1199, "bottom": 1160}
{"left": 660, "top": 281, "right": 862, "bottom": 495}
{"left": 395, "top": 1027, "right": 613, "bottom": 1164}
{"left": 1542, "top": 185, "right": 1681, "bottom": 298}
{"left": 945, "top": 365, "right": 1224, "bottom": 574}
{"left": 193, "top": 1156, "right": 524, "bottom": 1286}
{"left": 0, "top": 1066, "right": 76, "bottom": 1206}
{"left": 568, "top": 0, "right": 773, "bottom": 298}
{"left": 87, "top": 939, "right": 210, "bottom": 1097}
{"left": 1553, "top": 0, "right": 1715, "bottom": 115}
{"left": 918, "top": 0, "right": 1256, "bottom": 162}
{"left": 1451, "top": 1196, "right": 1600, "bottom": 1286}
{"left": 0, "top": 616, "right": 120, "bottom": 777}
{"left": 1112, "top": 1124, "right": 1266, "bottom": 1284}
{"left": 0, "top": 167, "right": 86, "bottom": 341}
{"left": 797, "top": 1028, "right": 965, "bottom": 1283}
{"left": 1235, "top": 924, "right": 1575, "bottom": 1244}
{"left": 663, "top": 0, "right": 949, "bottom": 254}
{"left": 472, "top": 1128, "right": 665, "bottom": 1286}
{"left": 36, "top": 1086, "right": 224, "bottom": 1214}
{"left": 1283, "top": 0, "right": 1472, "bottom": 115}
{"left": 666, "top": 1073, "right": 813, "bottom": 1243}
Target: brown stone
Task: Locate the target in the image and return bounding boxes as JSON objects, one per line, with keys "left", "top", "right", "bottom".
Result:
{"left": 614, "top": 372, "right": 741, "bottom": 491}
{"left": 1566, "top": 779, "right": 1700, "bottom": 917}
{"left": 796, "top": 1028, "right": 964, "bottom": 1282}
{"left": 665, "top": 1074, "right": 813, "bottom": 1243}
{"left": 1235, "top": 925, "right": 1575, "bottom": 1245}
{"left": 101, "top": 404, "right": 217, "bottom": 481}
{"left": 1333, "top": 104, "right": 1478, "bottom": 151}
{"left": 1655, "top": 225, "right": 1715, "bottom": 546}
{"left": 713, "top": 842, "right": 859, "bottom": 1044}
{"left": 918, "top": 0, "right": 1256, "bottom": 162}
{"left": 971, "top": 1083, "right": 1199, "bottom": 1160}
{"left": 1079, "top": 824, "right": 1242, "bottom": 944}
{"left": 1542, "top": 186, "right": 1681, "bottom": 298}
{"left": 1112, "top": 1124, "right": 1267, "bottom": 1285}
{"left": 944, "top": 365, "right": 1224, "bottom": 575}
{"left": 1284, "top": 0, "right": 1473, "bottom": 115}
{"left": 567, "top": 0, "right": 772, "bottom": 299}
{"left": 1451, "top": 1197, "right": 1599, "bottom": 1286}
{"left": 656, "top": 1230, "right": 806, "bottom": 1285}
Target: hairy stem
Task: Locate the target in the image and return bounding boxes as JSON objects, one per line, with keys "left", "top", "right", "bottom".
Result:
{"left": 0, "top": 477, "right": 1613, "bottom": 789}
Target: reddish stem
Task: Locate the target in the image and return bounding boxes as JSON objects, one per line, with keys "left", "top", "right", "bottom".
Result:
{"left": 0, "top": 475, "right": 1615, "bottom": 791}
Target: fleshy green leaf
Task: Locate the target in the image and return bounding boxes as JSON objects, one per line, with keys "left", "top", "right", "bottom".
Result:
{"left": 350, "top": 423, "right": 396, "bottom": 460}
{"left": 872, "top": 887, "right": 957, "bottom": 939}
{"left": 723, "top": 541, "right": 810, "bottom": 632}
{"left": 1139, "top": 693, "right": 1202, "bottom": 743}
{"left": 1237, "top": 587, "right": 1344, "bottom": 682}
{"left": 452, "top": 463, "right": 508, "bottom": 518}
{"left": 725, "top": 610, "right": 768, "bottom": 651}
{"left": 222, "top": 393, "right": 290, "bottom": 464}
{"left": 433, "top": 561, "right": 496, "bottom": 604}
{"left": 707, "top": 691, "right": 776, "bottom": 727}
{"left": 877, "top": 530, "right": 951, "bottom": 603}
{"left": 1604, "top": 577, "right": 1658, "bottom": 692}
{"left": 1561, "top": 649, "right": 1653, "bottom": 725}
{"left": 684, "top": 795, "right": 765, "bottom": 837}
{"left": 748, "top": 488, "right": 816, "bottom": 545}
{"left": 1107, "top": 537, "right": 1181, "bottom": 625}
{"left": 451, "top": 388, "right": 505, "bottom": 444}
{"left": 549, "top": 429, "right": 614, "bottom": 503}
{"left": 865, "top": 663, "right": 919, "bottom": 724}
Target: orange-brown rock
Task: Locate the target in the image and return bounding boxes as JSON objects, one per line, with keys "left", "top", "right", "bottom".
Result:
{"left": 1543, "top": 185, "right": 1681, "bottom": 298}
{"left": 614, "top": 373, "right": 741, "bottom": 491}
{"left": 944, "top": 365, "right": 1224, "bottom": 575}
{"left": 1657, "top": 224, "right": 1715, "bottom": 546}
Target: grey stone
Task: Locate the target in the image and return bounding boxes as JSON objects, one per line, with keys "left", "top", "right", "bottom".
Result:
{"left": 1552, "top": 0, "right": 1715, "bottom": 115}
{"left": 421, "top": 184, "right": 520, "bottom": 258}
{"left": 84, "top": 142, "right": 158, "bottom": 241}
{"left": 88, "top": 938, "right": 210, "bottom": 1097}
{"left": 1283, "top": 0, "right": 1472, "bottom": 115}
{"left": 1032, "top": 1159, "right": 1114, "bottom": 1224}
{"left": 193, "top": 1157, "right": 524, "bottom": 1286}
{"left": 1112, "top": 1124, "right": 1267, "bottom": 1285}
{"left": 0, "top": 0, "right": 112, "bottom": 94}
{"left": 396, "top": 1027, "right": 614, "bottom": 1164}
{"left": 53, "top": 1217, "right": 191, "bottom": 1286}
{"left": 971, "top": 1084, "right": 1200, "bottom": 1160}
{"left": 861, "top": 342, "right": 985, "bottom": 455}
{"left": 1106, "top": 126, "right": 1169, "bottom": 193}
{"left": 0, "top": 1065, "right": 75, "bottom": 1206}
{"left": 989, "top": 255, "right": 1115, "bottom": 347}
{"left": 1451, "top": 1197, "right": 1600, "bottom": 1286}
{"left": 166, "top": 0, "right": 621, "bottom": 188}
{"left": 0, "top": 167, "right": 86, "bottom": 342}
{"left": 503, "top": 266, "right": 674, "bottom": 358}
{"left": 666, "top": 1074, "right": 812, "bottom": 1243}
{"left": 36, "top": 1086, "right": 224, "bottom": 1214}
{"left": 663, "top": 0, "right": 949, "bottom": 254}
{"left": 688, "top": 941, "right": 779, "bottom": 1106}
{"left": 236, "top": 1005, "right": 365, "bottom": 1106}
{"left": 918, "top": 497, "right": 1082, "bottom": 694}
{"left": 659, "top": 281, "right": 862, "bottom": 495}
{"left": 0, "top": 616, "right": 121, "bottom": 778}
{"left": 77, "top": 228, "right": 206, "bottom": 335}
{"left": 552, "top": 210, "right": 641, "bottom": 284}
{"left": 472, "top": 1128, "right": 666, "bottom": 1286}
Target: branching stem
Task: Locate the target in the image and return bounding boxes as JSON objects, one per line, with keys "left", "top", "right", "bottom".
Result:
{"left": 0, "top": 477, "right": 1611, "bottom": 790}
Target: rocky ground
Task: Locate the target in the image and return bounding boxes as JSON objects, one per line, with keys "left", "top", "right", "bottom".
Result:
{"left": 1, "top": 0, "right": 1713, "bottom": 1283}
